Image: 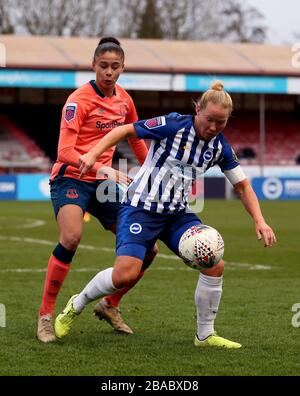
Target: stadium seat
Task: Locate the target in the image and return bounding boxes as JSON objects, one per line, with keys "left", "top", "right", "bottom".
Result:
{"left": 0, "top": 114, "right": 51, "bottom": 173}
{"left": 226, "top": 112, "right": 300, "bottom": 165}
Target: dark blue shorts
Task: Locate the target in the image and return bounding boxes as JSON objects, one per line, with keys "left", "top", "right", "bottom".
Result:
{"left": 50, "top": 176, "right": 123, "bottom": 230}
{"left": 116, "top": 204, "right": 202, "bottom": 260}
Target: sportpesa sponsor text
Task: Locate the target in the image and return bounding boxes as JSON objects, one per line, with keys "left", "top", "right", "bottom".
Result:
{"left": 96, "top": 120, "right": 124, "bottom": 129}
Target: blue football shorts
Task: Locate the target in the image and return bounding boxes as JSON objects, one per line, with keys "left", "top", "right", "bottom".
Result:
{"left": 116, "top": 204, "right": 202, "bottom": 260}
{"left": 50, "top": 175, "right": 123, "bottom": 230}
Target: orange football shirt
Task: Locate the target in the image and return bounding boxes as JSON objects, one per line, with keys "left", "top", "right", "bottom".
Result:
{"left": 51, "top": 81, "right": 148, "bottom": 182}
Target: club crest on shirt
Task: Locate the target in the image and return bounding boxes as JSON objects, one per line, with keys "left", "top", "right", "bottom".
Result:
{"left": 119, "top": 104, "right": 127, "bottom": 116}
{"left": 65, "top": 103, "right": 77, "bottom": 122}
{"left": 203, "top": 149, "right": 213, "bottom": 162}
{"left": 144, "top": 116, "right": 166, "bottom": 129}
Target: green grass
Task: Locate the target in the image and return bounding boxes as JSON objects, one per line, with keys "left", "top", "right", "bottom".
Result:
{"left": 0, "top": 200, "right": 299, "bottom": 376}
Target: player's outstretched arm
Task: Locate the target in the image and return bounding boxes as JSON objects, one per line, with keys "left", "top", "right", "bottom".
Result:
{"left": 233, "top": 179, "right": 277, "bottom": 247}
{"left": 79, "top": 124, "right": 137, "bottom": 177}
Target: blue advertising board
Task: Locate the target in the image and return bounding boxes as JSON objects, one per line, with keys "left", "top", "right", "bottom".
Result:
{"left": 252, "top": 177, "right": 300, "bottom": 200}
{"left": 1, "top": 69, "right": 299, "bottom": 94}
{"left": 0, "top": 176, "right": 17, "bottom": 200}
{"left": 185, "top": 75, "right": 287, "bottom": 94}
{"left": 0, "top": 69, "right": 75, "bottom": 88}
{"left": 17, "top": 174, "right": 50, "bottom": 201}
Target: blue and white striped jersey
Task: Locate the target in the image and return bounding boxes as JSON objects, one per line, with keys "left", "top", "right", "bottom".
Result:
{"left": 125, "top": 112, "right": 240, "bottom": 214}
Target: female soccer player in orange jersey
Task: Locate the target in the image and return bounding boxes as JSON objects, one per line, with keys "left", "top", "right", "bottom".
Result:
{"left": 37, "top": 37, "right": 157, "bottom": 342}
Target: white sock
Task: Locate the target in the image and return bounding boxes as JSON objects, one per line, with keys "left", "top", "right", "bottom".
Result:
{"left": 73, "top": 268, "right": 118, "bottom": 312}
{"left": 194, "top": 273, "right": 223, "bottom": 340}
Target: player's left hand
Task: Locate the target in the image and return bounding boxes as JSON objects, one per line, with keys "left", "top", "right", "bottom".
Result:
{"left": 255, "top": 221, "right": 277, "bottom": 247}
{"left": 79, "top": 152, "right": 98, "bottom": 177}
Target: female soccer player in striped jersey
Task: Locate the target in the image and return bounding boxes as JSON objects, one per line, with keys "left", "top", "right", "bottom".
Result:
{"left": 55, "top": 81, "right": 276, "bottom": 348}
{"left": 37, "top": 37, "right": 157, "bottom": 343}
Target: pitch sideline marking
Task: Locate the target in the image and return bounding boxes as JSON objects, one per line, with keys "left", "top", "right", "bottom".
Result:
{"left": 0, "top": 217, "right": 45, "bottom": 229}
{"left": 0, "top": 235, "right": 271, "bottom": 271}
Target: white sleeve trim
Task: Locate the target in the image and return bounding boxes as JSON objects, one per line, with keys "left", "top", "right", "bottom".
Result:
{"left": 224, "top": 165, "right": 247, "bottom": 185}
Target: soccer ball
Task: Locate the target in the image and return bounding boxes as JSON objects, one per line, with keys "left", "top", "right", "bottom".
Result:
{"left": 178, "top": 225, "right": 224, "bottom": 270}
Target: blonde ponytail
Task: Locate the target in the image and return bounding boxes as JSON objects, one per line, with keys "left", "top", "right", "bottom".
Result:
{"left": 196, "top": 80, "right": 232, "bottom": 113}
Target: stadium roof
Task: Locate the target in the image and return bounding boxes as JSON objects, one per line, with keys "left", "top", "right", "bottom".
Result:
{"left": 1, "top": 35, "right": 299, "bottom": 77}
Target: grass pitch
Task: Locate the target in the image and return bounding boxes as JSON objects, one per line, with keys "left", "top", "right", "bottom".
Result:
{"left": 0, "top": 200, "right": 299, "bottom": 376}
